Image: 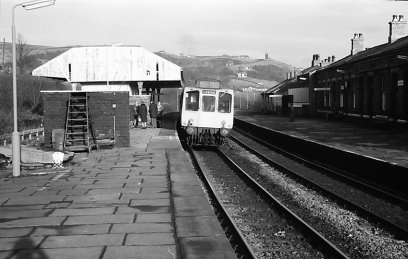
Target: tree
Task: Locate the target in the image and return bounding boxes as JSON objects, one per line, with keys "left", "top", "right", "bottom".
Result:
{"left": 16, "top": 34, "right": 36, "bottom": 74}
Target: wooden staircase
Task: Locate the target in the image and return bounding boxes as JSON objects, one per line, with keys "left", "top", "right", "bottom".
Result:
{"left": 64, "top": 92, "right": 95, "bottom": 152}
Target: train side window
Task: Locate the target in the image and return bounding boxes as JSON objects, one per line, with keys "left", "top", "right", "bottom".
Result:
{"left": 202, "top": 96, "right": 215, "bottom": 112}
{"left": 185, "top": 91, "right": 199, "bottom": 111}
{"left": 218, "top": 92, "right": 232, "bottom": 113}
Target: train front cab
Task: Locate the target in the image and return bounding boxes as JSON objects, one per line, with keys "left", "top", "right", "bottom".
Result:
{"left": 181, "top": 88, "right": 234, "bottom": 146}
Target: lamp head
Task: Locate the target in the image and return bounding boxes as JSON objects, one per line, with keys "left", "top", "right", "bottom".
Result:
{"left": 22, "top": 0, "right": 55, "bottom": 10}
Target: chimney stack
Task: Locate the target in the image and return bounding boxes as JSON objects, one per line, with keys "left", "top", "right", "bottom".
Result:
{"left": 331, "top": 55, "right": 336, "bottom": 62}
{"left": 389, "top": 15, "right": 407, "bottom": 43}
{"left": 311, "top": 54, "right": 320, "bottom": 66}
{"left": 351, "top": 33, "right": 364, "bottom": 55}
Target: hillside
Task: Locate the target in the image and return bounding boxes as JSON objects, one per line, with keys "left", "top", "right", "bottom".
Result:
{"left": 155, "top": 52, "right": 299, "bottom": 91}
{"left": 0, "top": 42, "right": 76, "bottom": 72}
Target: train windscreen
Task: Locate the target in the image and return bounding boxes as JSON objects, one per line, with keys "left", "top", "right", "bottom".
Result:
{"left": 202, "top": 96, "right": 216, "bottom": 112}
{"left": 185, "top": 91, "right": 199, "bottom": 111}
{"left": 218, "top": 92, "right": 232, "bottom": 113}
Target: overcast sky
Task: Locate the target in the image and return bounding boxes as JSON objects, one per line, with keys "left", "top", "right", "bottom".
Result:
{"left": 0, "top": 0, "right": 406, "bottom": 68}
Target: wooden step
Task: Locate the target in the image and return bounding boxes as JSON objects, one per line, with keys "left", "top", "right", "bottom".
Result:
{"left": 65, "top": 145, "right": 89, "bottom": 152}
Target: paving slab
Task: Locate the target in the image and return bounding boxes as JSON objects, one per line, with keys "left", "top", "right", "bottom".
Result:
{"left": 103, "top": 245, "right": 177, "bottom": 259}
{"left": 40, "top": 234, "right": 124, "bottom": 248}
{"left": 13, "top": 247, "right": 103, "bottom": 259}
{"left": 173, "top": 196, "right": 215, "bottom": 217}
{"left": 0, "top": 209, "right": 53, "bottom": 219}
{"left": 116, "top": 206, "right": 170, "bottom": 214}
{"left": 0, "top": 228, "right": 34, "bottom": 238}
{"left": 0, "top": 217, "right": 66, "bottom": 228}
{"left": 129, "top": 198, "right": 170, "bottom": 207}
{"left": 136, "top": 213, "right": 172, "bottom": 223}
{"left": 125, "top": 233, "right": 175, "bottom": 246}
{"left": 63, "top": 215, "right": 134, "bottom": 225}
{"left": 0, "top": 236, "right": 44, "bottom": 251}
{"left": 110, "top": 223, "right": 173, "bottom": 234}
{"left": 50, "top": 207, "right": 115, "bottom": 216}
{"left": 179, "top": 236, "right": 237, "bottom": 259}
{"left": 32, "top": 224, "right": 111, "bottom": 236}
{"left": 175, "top": 215, "right": 225, "bottom": 238}
{"left": 172, "top": 184, "right": 205, "bottom": 197}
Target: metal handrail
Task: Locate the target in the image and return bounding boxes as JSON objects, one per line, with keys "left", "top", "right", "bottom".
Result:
{"left": 0, "top": 127, "right": 44, "bottom": 146}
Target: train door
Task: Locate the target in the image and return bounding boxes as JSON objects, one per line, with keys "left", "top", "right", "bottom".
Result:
{"left": 200, "top": 90, "right": 217, "bottom": 128}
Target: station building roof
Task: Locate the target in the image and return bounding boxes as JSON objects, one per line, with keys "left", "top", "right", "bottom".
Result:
{"left": 32, "top": 45, "right": 183, "bottom": 88}
{"left": 322, "top": 35, "right": 408, "bottom": 70}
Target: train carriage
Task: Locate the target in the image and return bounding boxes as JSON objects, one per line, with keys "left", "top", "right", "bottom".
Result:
{"left": 180, "top": 79, "right": 234, "bottom": 146}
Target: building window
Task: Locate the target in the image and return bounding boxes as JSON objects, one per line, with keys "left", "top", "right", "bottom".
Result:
{"left": 352, "top": 83, "right": 356, "bottom": 109}
{"left": 340, "top": 83, "right": 344, "bottom": 108}
{"left": 381, "top": 75, "right": 386, "bottom": 111}
{"left": 324, "top": 83, "right": 330, "bottom": 108}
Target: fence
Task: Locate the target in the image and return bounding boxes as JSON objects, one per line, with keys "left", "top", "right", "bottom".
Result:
{"left": 234, "top": 91, "right": 263, "bottom": 111}
{"left": 0, "top": 128, "right": 44, "bottom": 146}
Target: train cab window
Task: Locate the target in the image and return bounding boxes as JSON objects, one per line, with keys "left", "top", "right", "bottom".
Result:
{"left": 202, "top": 96, "right": 215, "bottom": 112}
{"left": 218, "top": 92, "right": 232, "bottom": 113}
{"left": 185, "top": 91, "right": 199, "bottom": 111}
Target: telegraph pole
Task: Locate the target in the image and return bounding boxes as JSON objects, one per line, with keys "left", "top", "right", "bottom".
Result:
{"left": 2, "top": 38, "right": 5, "bottom": 73}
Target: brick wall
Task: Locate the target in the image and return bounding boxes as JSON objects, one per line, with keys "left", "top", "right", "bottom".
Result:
{"left": 42, "top": 91, "right": 130, "bottom": 149}
{"left": 88, "top": 92, "right": 130, "bottom": 148}
{"left": 43, "top": 92, "right": 70, "bottom": 147}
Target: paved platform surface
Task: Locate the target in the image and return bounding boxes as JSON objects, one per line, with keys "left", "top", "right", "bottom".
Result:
{"left": 236, "top": 114, "right": 408, "bottom": 168}
{"left": 0, "top": 119, "right": 236, "bottom": 258}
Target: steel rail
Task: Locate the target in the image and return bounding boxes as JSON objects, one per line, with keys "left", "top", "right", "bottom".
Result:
{"left": 229, "top": 130, "right": 408, "bottom": 240}
{"left": 216, "top": 148, "right": 350, "bottom": 259}
{"left": 188, "top": 147, "right": 257, "bottom": 259}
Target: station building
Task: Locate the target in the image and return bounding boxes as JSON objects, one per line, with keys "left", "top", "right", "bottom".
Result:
{"left": 262, "top": 15, "right": 408, "bottom": 124}
{"left": 32, "top": 45, "right": 183, "bottom": 150}
{"left": 312, "top": 15, "right": 408, "bottom": 123}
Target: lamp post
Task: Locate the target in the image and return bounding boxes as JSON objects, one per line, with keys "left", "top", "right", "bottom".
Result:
{"left": 12, "top": 0, "right": 55, "bottom": 177}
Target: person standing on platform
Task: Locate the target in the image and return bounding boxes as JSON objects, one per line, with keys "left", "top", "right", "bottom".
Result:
{"left": 157, "top": 102, "right": 164, "bottom": 128}
{"left": 138, "top": 101, "right": 148, "bottom": 129}
{"left": 129, "top": 104, "right": 137, "bottom": 128}
{"left": 131, "top": 102, "right": 139, "bottom": 128}
{"left": 149, "top": 100, "right": 158, "bottom": 128}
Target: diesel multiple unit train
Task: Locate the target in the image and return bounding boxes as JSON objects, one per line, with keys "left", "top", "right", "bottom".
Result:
{"left": 180, "top": 79, "right": 234, "bottom": 146}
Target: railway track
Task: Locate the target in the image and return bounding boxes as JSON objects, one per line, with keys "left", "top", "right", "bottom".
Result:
{"left": 232, "top": 124, "right": 408, "bottom": 207}
{"left": 233, "top": 118, "right": 408, "bottom": 199}
{"left": 229, "top": 128, "right": 408, "bottom": 240}
{"left": 189, "top": 148, "right": 349, "bottom": 259}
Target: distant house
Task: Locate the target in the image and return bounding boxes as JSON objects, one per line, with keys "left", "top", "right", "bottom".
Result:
{"left": 236, "top": 71, "right": 247, "bottom": 78}
{"left": 226, "top": 61, "right": 234, "bottom": 66}
{"left": 238, "top": 55, "right": 250, "bottom": 59}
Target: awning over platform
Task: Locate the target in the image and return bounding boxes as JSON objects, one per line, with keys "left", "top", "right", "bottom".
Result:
{"left": 32, "top": 46, "right": 183, "bottom": 89}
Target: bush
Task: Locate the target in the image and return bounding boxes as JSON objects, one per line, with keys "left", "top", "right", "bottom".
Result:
{"left": 0, "top": 74, "right": 61, "bottom": 135}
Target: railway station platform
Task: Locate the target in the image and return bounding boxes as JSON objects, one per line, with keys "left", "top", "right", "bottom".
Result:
{"left": 235, "top": 113, "right": 408, "bottom": 168}
{"left": 0, "top": 114, "right": 236, "bottom": 259}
